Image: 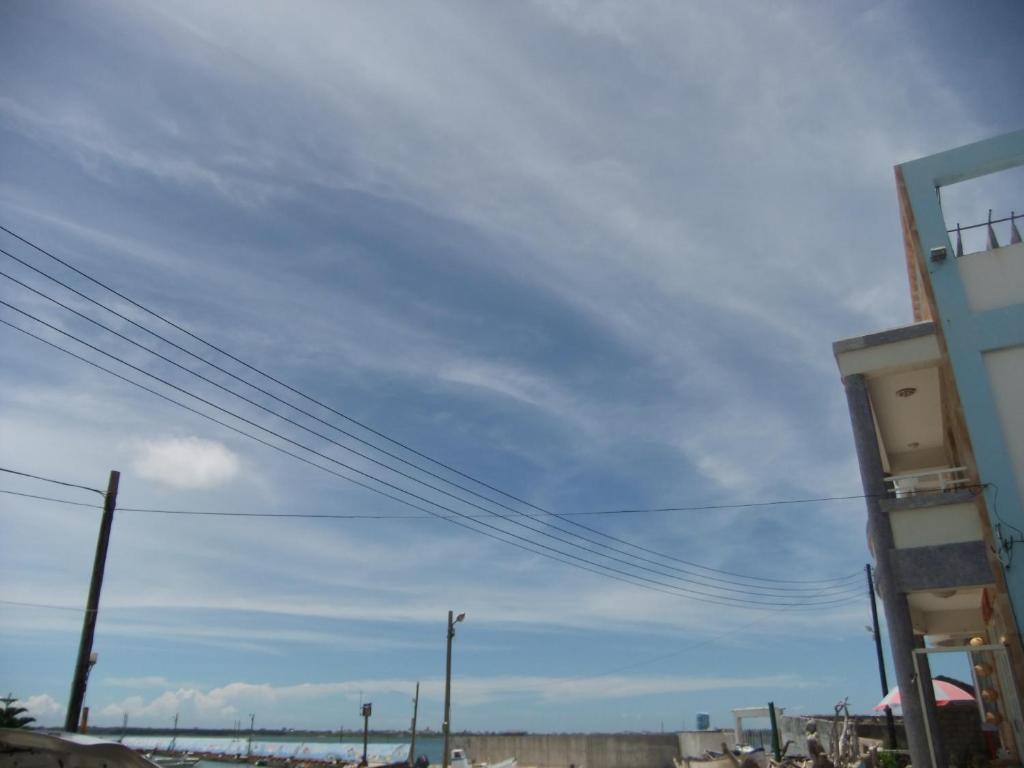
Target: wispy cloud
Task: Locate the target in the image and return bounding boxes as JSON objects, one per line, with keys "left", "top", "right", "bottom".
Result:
{"left": 1, "top": 0, "right": 1017, "bottom": 731}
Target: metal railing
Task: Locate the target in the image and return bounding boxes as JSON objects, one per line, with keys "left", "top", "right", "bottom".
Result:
{"left": 884, "top": 466, "right": 970, "bottom": 497}
{"left": 948, "top": 209, "right": 1023, "bottom": 256}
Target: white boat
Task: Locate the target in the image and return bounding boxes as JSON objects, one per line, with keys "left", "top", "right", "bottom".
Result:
{"left": 448, "top": 749, "right": 516, "bottom": 768}
{"left": 147, "top": 755, "right": 200, "bottom": 768}
{"left": 675, "top": 755, "right": 737, "bottom": 768}
{"left": 675, "top": 747, "right": 767, "bottom": 768}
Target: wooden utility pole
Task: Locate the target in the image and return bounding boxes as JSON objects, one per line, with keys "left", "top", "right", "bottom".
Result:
{"left": 768, "top": 701, "right": 781, "bottom": 762}
{"left": 65, "top": 470, "right": 120, "bottom": 732}
{"left": 867, "top": 564, "right": 899, "bottom": 748}
{"left": 409, "top": 682, "right": 420, "bottom": 765}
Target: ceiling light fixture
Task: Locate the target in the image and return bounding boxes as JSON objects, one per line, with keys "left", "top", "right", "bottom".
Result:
{"left": 897, "top": 387, "right": 918, "bottom": 398}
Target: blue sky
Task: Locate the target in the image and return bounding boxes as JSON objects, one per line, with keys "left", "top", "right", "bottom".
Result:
{"left": 1, "top": 0, "right": 1021, "bottom": 734}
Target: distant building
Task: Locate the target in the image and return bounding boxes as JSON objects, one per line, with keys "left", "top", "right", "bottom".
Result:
{"left": 833, "top": 130, "right": 1024, "bottom": 768}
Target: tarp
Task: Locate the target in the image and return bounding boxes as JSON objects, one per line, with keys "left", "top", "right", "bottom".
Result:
{"left": 874, "top": 678, "right": 974, "bottom": 710}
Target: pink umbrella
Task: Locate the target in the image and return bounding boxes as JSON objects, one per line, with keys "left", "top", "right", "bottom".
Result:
{"left": 875, "top": 679, "right": 974, "bottom": 710}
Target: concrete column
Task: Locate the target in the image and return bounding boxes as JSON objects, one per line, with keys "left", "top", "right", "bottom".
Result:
{"left": 842, "top": 373, "right": 945, "bottom": 768}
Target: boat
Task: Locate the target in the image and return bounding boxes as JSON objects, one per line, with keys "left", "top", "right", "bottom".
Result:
{"left": 675, "top": 746, "right": 767, "bottom": 768}
{"left": 675, "top": 755, "right": 737, "bottom": 768}
{"left": 146, "top": 753, "right": 201, "bottom": 768}
{"left": 447, "top": 749, "right": 516, "bottom": 768}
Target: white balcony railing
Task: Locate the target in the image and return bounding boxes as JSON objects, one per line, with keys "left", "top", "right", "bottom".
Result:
{"left": 885, "top": 466, "right": 971, "bottom": 498}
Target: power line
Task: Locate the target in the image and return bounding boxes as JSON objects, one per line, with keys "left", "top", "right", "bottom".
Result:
{"left": 0, "top": 478, "right": 967, "bottom": 524}
{"left": 0, "top": 486, "right": 864, "bottom": 596}
{"left": 0, "top": 315, "right": 861, "bottom": 609}
{"left": 0, "top": 487, "right": 438, "bottom": 519}
{"left": 0, "top": 226, "right": 868, "bottom": 587}
{"left": 0, "top": 599, "right": 96, "bottom": 613}
{"left": 0, "top": 466, "right": 103, "bottom": 495}
{"left": 12, "top": 266, "right": 776, "bottom": 588}
{"left": 0, "top": 256, "right": 864, "bottom": 591}
{"left": 0, "top": 488, "right": 101, "bottom": 508}
{"left": 593, "top": 496, "right": 865, "bottom": 515}
{"left": 2, "top": 253, "right": 818, "bottom": 589}
{"left": 0, "top": 489, "right": 877, "bottom": 597}
{"left": 0, "top": 297, "right": 862, "bottom": 600}
{"left": 0, "top": 487, "right": 863, "bottom": 608}
{"left": 1, "top": 316, "right": 750, "bottom": 609}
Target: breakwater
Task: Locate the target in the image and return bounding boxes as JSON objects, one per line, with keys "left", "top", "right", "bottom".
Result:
{"left": 121, "top": 736, "right": 410, "bottom": 765}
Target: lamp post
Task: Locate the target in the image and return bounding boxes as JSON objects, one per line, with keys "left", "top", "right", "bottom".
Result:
{"left": 361, "top": 703, "right": 372, "bottom": 767}
{"left": 409, "top": 682, "right": 420, "bottom": 766}
{"left": 442, "top": 611, "right": 465, "bottom": 768}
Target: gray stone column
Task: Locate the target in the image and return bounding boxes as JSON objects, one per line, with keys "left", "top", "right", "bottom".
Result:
{"left": 842, "top": 373, "right": 945, "bottom": 768}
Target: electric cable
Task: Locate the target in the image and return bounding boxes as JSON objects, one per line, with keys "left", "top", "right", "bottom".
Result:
{"left": 0, "top": 269, "right": 863, "bottom": 595}
{"left": 0, "top": 599, "right": 96, "bottom": 613}
{"left": 3, "top": 315, "right": 763, "bottom": 608}
{"left": 0, "top": 466, "right": 103, "bottom": 495}
{"left": 0, "top": 226, "right": 867, "bottom": 586}
{"left": 0, "top": 313, "right": 864, "bottom": 609}
{"left": 0, "top": 291, "right": 862, "bottom": 597}
{"left": 0, "top": 486, "right": 873, "bottom": 599}
{"left": 0, "top": 249, "right": 862, "bottom": 590}
{"left": 0, "top": 488, "right": 102, "bottom": 508}
{"left": 0, "top": 487, "right": 864, "bottom": 603}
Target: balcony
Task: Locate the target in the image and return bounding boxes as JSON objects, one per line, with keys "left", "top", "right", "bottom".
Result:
{"left": 835, "top": 321, "right": 996, "bottom": 639}
{"left": 885, "top": 466, "right": 971, "bottom": 497}
{"left": 834, "top": 322, "right": 956, "bottom": 477}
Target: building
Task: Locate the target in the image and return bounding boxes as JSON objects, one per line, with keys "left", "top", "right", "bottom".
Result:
{"left": 833, "top": 130, "right": 1024, "bottom": 768}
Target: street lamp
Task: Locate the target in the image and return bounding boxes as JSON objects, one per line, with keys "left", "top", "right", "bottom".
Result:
{"left": 361, "top": 703, "right": 372, "bottom": 767}
{"left": 442, "top": 611, "right": 465, "bottom": 768}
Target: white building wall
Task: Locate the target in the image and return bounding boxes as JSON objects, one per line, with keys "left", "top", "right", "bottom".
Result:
{"left": 958, "top": 243, "right": 1024, "bottom": 313}
{"left": 889, "top": 502, "right": 983, "bottom": 548}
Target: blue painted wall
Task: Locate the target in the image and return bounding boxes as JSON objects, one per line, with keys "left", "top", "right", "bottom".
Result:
{"left": 898, "top": 130, "right": 1024, "bottom": 630}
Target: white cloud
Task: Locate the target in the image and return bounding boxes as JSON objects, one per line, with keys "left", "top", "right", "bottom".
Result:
{"left": 133, "top": 436, "right": 240, "bottom": 489}
{"left": 101, "top": 672, "right": 814, "bottom": 721}
{"left": 24, "top": 693, "right": 64, "bottom": 718}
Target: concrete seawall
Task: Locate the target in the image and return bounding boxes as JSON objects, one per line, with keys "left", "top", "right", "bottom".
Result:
{"left": 451, "top": 734, "right": 680, "bottom": 768}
